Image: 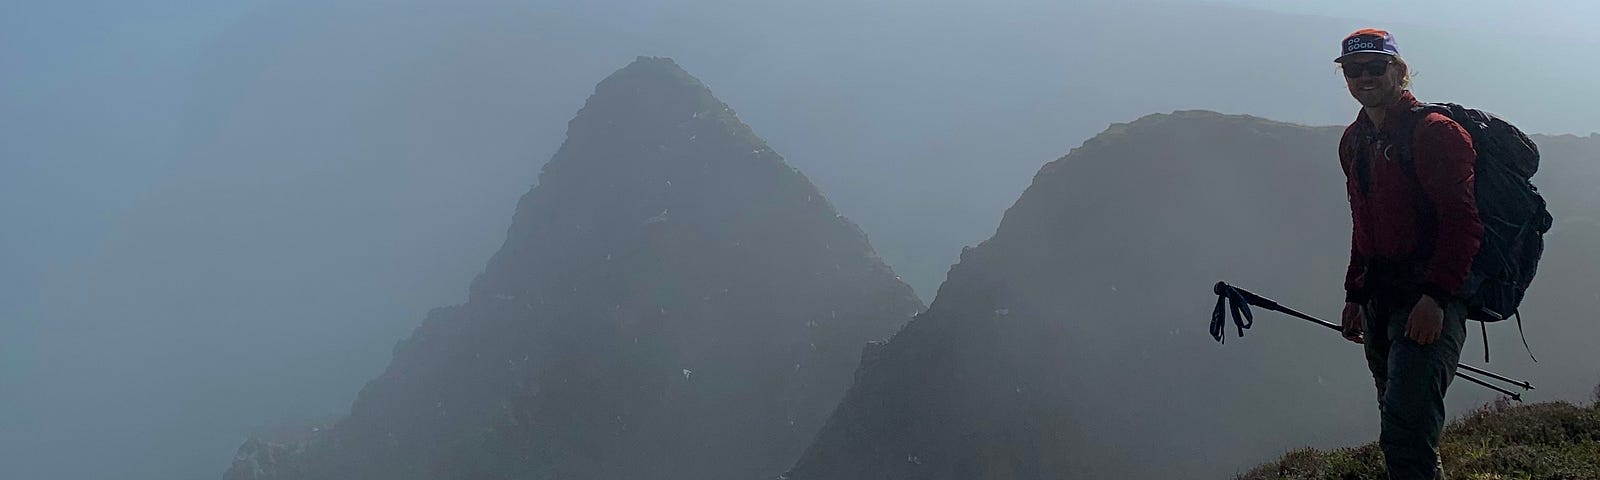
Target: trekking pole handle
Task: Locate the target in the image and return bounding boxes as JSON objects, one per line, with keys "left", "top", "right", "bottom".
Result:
{"left": 1214, "top": 282, "right": 1335, "bottom": 329}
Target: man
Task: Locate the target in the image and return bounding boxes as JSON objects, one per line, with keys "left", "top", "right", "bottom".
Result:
{"left": 1334, "top": 28, "right": 1485, "bottom": 479}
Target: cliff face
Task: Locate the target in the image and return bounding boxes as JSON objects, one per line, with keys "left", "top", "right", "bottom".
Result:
{"left": 225, "top": 56, "right": 921, "bottom": 480}
{"left": 786, "top": 111, "right": 1600, "bottom": 479}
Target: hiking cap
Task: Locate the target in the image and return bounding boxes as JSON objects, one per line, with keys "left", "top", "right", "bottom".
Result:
{"left": 1336, "top": 28, "right": 1400, "bottom": 63}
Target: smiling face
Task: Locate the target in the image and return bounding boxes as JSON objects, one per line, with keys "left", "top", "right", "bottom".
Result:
{"left": 1340, "top": 52, "right": 1406, "bottom": 108}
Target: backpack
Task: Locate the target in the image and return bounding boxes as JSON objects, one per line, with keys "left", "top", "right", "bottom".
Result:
{"left": 1358, "top": 103, "right": 1554, "bottom": 359}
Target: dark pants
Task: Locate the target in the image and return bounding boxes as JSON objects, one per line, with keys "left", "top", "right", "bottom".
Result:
{"left": 1363, "top": 292, "right": 1468, "bottom": 480}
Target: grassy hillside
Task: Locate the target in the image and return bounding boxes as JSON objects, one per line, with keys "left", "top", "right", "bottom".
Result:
{"left": 1240, "top": 389, "right": 1600, "bottom": 480}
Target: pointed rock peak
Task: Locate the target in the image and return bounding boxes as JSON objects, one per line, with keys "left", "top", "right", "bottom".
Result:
{"left": 547, "top": 55, "right": 771, "bottom": 175}
{"left": 224, "top": 56, "right": 921, "bottom": 480}
{"left": 613, "top": 55, "right": 696, "bottom": 84}
{"left": 588, "top": 56, "right": 712, "bottom": 107}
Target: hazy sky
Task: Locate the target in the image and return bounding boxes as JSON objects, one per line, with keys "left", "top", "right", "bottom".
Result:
{"left": 3, "top": 1, "right": 1597, "bottom": 479}
{"left": 3, "top": 0, "right": 259, "bottom": 358}
{"left": 1212, "top": 0, "right": 1600, "bottom": 41}
{"left": 7, "top": 0, "right": 1600, "bottom": 323}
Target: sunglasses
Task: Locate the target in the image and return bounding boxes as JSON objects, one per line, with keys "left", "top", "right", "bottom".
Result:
{"left": 1342, "top": 60, "right": 1393, "bottom": 78}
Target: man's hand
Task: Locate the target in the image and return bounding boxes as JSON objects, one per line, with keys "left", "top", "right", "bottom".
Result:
{"left": 1341, "top": 302, "right": 1364, "bottom": 344}
{"left": 1405, "top": 295, "right": 1445, "bottom": 345}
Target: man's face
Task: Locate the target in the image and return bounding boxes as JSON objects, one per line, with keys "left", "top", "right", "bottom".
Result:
{"left": 1340, "top": 52, "right": 1404, "bottom": 108}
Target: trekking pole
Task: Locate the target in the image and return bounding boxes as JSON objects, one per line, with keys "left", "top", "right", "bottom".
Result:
{"left": 1210, "top": 281, "right": 1533, "bottom": 400}
{"left": 1451, "top": 371, "right": 1524, "bottom": 401}
{"left": 1213, "top": 282, "right": 1534, "bottom": 390}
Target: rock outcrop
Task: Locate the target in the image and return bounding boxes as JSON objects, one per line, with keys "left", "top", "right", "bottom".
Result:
{"left": 225, "top": 57, "right": 922, "bottom": 480}
{"left": 786, "top": 111, "right": 1600, "bottom": 479}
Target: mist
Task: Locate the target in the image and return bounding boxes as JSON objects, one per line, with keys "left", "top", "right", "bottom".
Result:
{"left": 4, "top": 1, "right": 1598, "bottom": 478}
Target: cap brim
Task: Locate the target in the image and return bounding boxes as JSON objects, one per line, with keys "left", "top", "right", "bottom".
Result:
{"left": 1335, "top": 50, "right": 1397, "bottom": 62}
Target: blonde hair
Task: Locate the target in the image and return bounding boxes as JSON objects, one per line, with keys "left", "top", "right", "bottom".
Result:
{"left": 1393, "top": 55, "right": 1413, "bottom": 89}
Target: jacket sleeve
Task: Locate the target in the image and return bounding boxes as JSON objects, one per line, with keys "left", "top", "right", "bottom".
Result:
{"left": 1412, "top": 114, "right": 1484, "bottom": 300}
{"left": 1339, "top": 129, "right": 1369, "bottom": 304}
{"left": 1345, "top": 229, "right": 1368, "bottom": 303}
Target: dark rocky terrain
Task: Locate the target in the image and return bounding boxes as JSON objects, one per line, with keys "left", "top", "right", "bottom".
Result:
{"left": 224, "top": 57, "right": 922, "bottom": 480}
{"left": 785, "top": 111, "right": 1600, "bottom": 479}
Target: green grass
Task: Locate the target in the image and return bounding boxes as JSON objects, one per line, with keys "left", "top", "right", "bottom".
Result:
{"left": 1239, "top": 393, "right": 1600, "bottom": 480}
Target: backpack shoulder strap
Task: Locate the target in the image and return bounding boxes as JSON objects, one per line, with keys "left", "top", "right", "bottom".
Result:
{"left": 1355, "top": 102, "right": 1457, "bottom": 193}
{"left": 1398, "top": 103, "right": 1459, "bottom": 166}
{"left": 1353, "top": 135, "right": 1374, "bottom": 195}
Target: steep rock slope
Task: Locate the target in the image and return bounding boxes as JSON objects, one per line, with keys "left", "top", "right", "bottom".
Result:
{"left": 225, "top": 57, "right": 922, "bottom": 480}
{"left": 787, "top": 111, "right": 1600, "bottom": 479}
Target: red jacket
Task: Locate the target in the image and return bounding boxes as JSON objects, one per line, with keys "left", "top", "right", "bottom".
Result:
{"left": 1340, "top": 91, "right": 1484, "bottom": 304}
